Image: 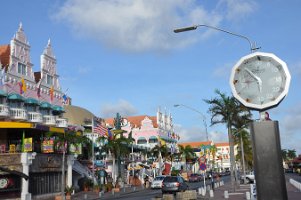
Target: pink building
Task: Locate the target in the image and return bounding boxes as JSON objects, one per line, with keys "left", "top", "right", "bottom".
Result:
{"left": 105, "top": 108, "right": 179, "bottom": 150}
{"left": 0, "top": 23, "right": 67, "bottom": 126}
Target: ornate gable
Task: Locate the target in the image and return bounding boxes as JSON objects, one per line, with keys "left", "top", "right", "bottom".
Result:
{"left": 9, "top": 23, "right": 34, "bottom": 80}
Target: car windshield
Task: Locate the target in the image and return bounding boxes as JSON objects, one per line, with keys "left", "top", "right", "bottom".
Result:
{"left": 154, "top": 176, "right": 165, "bottom": 181}
{"left": 163, "top": 177, "right": 178, "bottom": 182}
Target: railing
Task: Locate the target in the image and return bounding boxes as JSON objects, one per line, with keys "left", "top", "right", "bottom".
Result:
{"left": 0, "top": 104, "right": 9, "bottom": 117}
{"left": 56, "top": 118, "right": 68, "bottom": 128}
{"left": 73, "top": 160, "right": 93, "bottom": 178}
{"left": 9, "top": 108, "right": 27, "bottom": 120}
{"left": 27, "top": 112, "right": 43, "bottom": 123}
{"left": 43, "top": 115, "right": 56, "bottom": 126}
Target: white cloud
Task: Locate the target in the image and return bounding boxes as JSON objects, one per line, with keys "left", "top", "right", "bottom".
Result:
{"left": 52, "top": 0, "right": 228, "bottom": 52}
{"left": 174, "top": 123, "right": 228, "bottom": 143}
{"left": 217, "top": 0, "right": 258, "bottom": 21}
{"left": 100, "top": 99, "right": 138, "bottom": 118}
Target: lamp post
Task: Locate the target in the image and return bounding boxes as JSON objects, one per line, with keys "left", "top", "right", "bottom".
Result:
{"left": 173, "top": 24, "right": 258, "bottom": 190}
{"left": 174, "top": 104, "right": 209, "bottom": 141}
{"left": 174, "top": 24, "right": 260, "bottom": 52}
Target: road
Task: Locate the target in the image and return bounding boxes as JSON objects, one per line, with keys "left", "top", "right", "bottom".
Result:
{"left": 99, "top": 176, "right": 231, "bottom": 200}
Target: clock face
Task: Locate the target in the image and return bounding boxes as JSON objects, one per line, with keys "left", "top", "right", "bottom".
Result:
{"left": 230, "top": 52, "right": 291, "bottom": 110}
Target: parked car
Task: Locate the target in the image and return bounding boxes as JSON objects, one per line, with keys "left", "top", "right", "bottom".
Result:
{"left": 162, "top": 176, "right": 189, "bottom": 194}
{"left": 150, "top": 175, "right": 166, "bottom": 189}
{"left": 188, "top": 173, "right": 202, "bottom": 182}
{"left": 240, "top": 171, "right": 255, "bottom": 183}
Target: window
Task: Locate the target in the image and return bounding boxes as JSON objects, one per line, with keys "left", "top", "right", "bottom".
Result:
{"left": 46, "top": 74, "right": 53, "bottom": 85}
{"left": 18, "top": 63, "right": 26, "bottom": 75}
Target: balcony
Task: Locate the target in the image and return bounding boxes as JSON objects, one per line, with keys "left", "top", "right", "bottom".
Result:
{"left": 56, "top": 118, "right": 68, "bottom": 128}
{"left": 0, "top": 104, "right": 9, "bottom": 118}
{"left": 9, "top": 108, "right": 27, "bottom": 121}
{"left": 27, "top": 112, "right": 43, "bottom": 123}
{"left": 43, "top": 115, "right": 56, "bottom": 126}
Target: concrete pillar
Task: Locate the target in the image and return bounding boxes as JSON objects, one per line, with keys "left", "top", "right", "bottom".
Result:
{"left": 67, "top": 155, "right": 75, "bottom": 187}
{"left": 21, "top": 152, "right": 36, "bottom": 200}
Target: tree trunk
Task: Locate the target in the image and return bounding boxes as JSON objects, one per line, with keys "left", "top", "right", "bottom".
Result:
{"left": 228, "top": 123, "right": 237, "bottom": 191}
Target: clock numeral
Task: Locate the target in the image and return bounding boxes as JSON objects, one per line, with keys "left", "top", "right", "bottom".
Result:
{"left": 266, "top": 93, "right": 273, "bottom": 99}
{"left": 275, "top": 77, "right": 282, "bottom": 82}
{"left": 272, "top": 68, "right": 279, "bottom": 73}
{"left": 272, "top": 87, "right": 280, "bottom": 92}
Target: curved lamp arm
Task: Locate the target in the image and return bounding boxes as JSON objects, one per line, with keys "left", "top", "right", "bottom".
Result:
{"left": 174, "top": 24, "right": 260, "bottom": 52}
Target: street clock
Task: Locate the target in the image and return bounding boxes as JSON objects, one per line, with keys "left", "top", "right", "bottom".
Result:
{"left": 230, "top": 52, "right": 291, "bottom": 111}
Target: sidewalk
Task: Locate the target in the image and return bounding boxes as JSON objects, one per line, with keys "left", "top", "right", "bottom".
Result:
{"left": 69, "top": 177, "right": 301, "bottom": 200}
{"left": 205, "top": 177, "right": 300, "bottom": 200}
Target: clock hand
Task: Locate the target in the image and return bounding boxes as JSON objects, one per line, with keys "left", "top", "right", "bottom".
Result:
{"left": 245, "top": 68, "right": 262, "bottom": 92}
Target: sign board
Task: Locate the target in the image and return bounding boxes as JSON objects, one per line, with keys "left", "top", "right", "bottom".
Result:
{"left": 199, "top": 163, "right": 206, "bottom": 171}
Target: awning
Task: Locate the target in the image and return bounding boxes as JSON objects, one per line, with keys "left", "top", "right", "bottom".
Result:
{"left": 0, "top": 90, "right": 7, "bottom": 97}
{"left": 0, "top": 166, "right": 29, "bottom": 180}
{"left": 7, "top": 93, "right": 24, "bottom": 101}
{"left": 52, "top": 105, "right": 65, "bottom": 112}
{"left": 25, "top": 98, "right": 39, "bottom": 105}
{"left": 40, "top": 102, "right": 52, "bottom": 109}
{"left": 0, "top": 122, "right": 33, "bottom": 128}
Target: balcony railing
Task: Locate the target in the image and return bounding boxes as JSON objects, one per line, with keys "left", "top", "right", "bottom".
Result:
{"left": 9, "top": 108, "right": 27, "bottom": 120}
{"left": 0, "top": 104, "right": 9, "bottom": 117}
{"left": 56, "top": 118, "right": 68, "bottom": 128}
{"left": 43, "top": 115, "right": 56, "bottom": 126}
{"left": 27, "top": 112, "right": 43, "bottom": 123}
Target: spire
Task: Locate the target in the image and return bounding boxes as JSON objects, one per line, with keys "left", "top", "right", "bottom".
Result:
{"left": 43, "top": 38, "right": 54, "bottom": 57}
{"left": 14, "top": 22, "right": 28, "bottom": 44}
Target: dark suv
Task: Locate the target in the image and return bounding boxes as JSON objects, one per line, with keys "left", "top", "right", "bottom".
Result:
{"left": 162, "top": 176, "right": 189, "bottom": 194}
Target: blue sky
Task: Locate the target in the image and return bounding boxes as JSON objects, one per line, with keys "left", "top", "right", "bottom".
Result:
{"left": 1, "top": 0, "right": 301, "bottom": 154}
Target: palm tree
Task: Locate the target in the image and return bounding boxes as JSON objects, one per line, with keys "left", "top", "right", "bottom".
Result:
{"left": 151, "top": 144, "right": 169, "bottom": 175}
{"left": 178, "top": 144, "right": 196, "bottom": 171}
{"left": 287, "top": 149, "right": 297, "bottom": 160}
{"left": 233, "top": 129, "right": 253, "bottom": 170}
{"left": 204, "top": 89, "right": 251, "bottom": 190}
{"left": 97, "top": 129, "right": 132, "bottom": 184}
{"left": 47, "top": 129, "right": 90, "bottom": 200}
{"left": 282, "top": 149, "right": 288, "bottom": 162}
{"left": 209, "top": 145, "right": 217, "bottom": 170}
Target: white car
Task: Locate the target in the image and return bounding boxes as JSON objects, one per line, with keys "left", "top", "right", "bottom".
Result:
{"left": 150, "top": 175, "right": 166, "bottom": 189}
{"left": 241, "top": 171, "right": 255, "bottom": 183}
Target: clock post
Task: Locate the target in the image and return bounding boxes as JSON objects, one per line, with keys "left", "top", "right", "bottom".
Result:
{"left": 230, "top": 52, "right": 291, "bottom": 200}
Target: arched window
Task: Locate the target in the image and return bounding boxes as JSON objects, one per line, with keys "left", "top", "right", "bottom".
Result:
{"left": 137, "top": 137, "right": 147, "bottom": 145}
{"left": 148, "top": 136, "right": 158, "bottom": 144}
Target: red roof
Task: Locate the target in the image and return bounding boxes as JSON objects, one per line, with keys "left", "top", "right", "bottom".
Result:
{"left": 178, "top": 141, "right": 213, "bottom": 148}
{"left": 178, "top": 141, "right": 229, "bottom": 148}
{"left": 0, "top": 45, "right": 10, "bottom": 69}
{"left": 105, "top": 115, "right": 158, "bottom": 128}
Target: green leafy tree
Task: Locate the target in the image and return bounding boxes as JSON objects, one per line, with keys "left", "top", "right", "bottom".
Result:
{"left": 97, "top": 129, "right": 132, "bottom": 183}
{"left": 47, "top": 129, "right": 90, "bottom": 199}
{"left": 204, "top": 89, "right": 251, "bottom": 190}
{"left": 178, "top": 144, "right": 196, "bottom": 171}
{"left": 282, "top": 149, "right": 288, "bottom": 162}
{"left": 287, "top": 149, "right": 297, "bottom": 160}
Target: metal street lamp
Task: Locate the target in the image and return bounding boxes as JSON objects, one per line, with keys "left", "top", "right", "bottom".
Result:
{"left": 173, "top": 24, "right": 258, "bottom": 190}
{"left": 174, "top": 104, "right": 209, "bottom": 141}
{"left": 174, "top": 24, "right": 260, "bottom": 52}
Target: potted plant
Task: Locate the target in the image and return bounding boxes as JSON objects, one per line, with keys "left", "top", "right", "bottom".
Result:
{"left": 105, "top": 182, "right": 113, "bottom": 192}
{"left": 65, "top": 186, "right": 73, "bottom": 200}
{"left": 83, "top": 179, "right": 93, "bottom": 191}
{"left": 93, "top": 184, "right": 100, "bottom": 193}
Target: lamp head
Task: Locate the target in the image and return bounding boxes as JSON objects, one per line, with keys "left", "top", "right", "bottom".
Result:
{"left": 173, "top": 26, "right": 197, "bottom": 33}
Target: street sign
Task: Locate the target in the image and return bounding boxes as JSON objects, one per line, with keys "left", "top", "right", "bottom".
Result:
{"left": 200, "top": 163, "right": 206, "bottom": 171}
